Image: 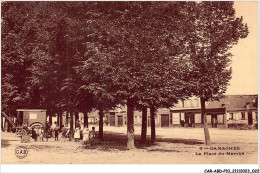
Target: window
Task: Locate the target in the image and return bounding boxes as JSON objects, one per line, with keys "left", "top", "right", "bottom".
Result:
{"left": 156, "top": 116, "right": 159, "bottom": 124}
{"left": 184, "top": 100, "right": 189, "bottom": 107}
{"left": 217, "top": 114, "right": 224, "bottom": 123}
{"left": 197, "top": 99, "right": 200, "bottom": 107}
{"left": 194, "top": 113, "right": 201, "bottom": 123}
{"left": 229, "top": 113, "right": 234, "bottom": 120}
{"left": 190, "top": 100, "right": 194, "bottom": 107}
{"left": 172, "top": 113, "right": 180, "bottom": 124}
{"left": 29, "top": 113, "right": 37, "bottom": 119}
{"left": 193, "top": 99, "right": 200, "bottom": 107}
{"left": 207, "top": 115, "right": 211, "bottom": 123}
{"left": 241, "top": 112, "right": 245, "bottom": 120}
{"left": 194, "top": 99, "right": 198, "bottom": 107}
{"left": 180, "top": 113, "right": 185, "bottom": 121}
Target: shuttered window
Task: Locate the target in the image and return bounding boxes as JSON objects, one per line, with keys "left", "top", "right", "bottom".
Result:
{"left": 207, "top": 115, "right": 211, "bottom": 123}
{"left": 180, "top": 113, "right": 185, "bottom": 120}
{"left": 172, "top": 113, "right": 180, "bottom": 124}
{"left": 217, "top": 114, "right": 224, "bottom": 123}
{"left": 194, "top": 113, "right": 201, "bottom": 123}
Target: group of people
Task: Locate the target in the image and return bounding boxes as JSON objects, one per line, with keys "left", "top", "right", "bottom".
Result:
{"left": 82, "top": 126, "right": 96, "bottom": 146}
{"left": 30, "top": 120, "right": 96, "bottom": 146}
{"left": 31, "top": 121, "right": 60, "bottom": 142}
{"left": 73, "top": 120, "right": 96, "bottom": 145}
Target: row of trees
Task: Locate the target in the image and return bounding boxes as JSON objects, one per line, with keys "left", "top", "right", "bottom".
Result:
{"left": 2, "top": 2, "right": 248, "bottom": 148}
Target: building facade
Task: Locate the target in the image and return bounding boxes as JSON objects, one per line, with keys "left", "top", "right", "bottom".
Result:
{"left": 85, "top": 95, "right": 258, "bottom": 129}
{"left": 170, "top": 95, "right": 258, "bottom": 128}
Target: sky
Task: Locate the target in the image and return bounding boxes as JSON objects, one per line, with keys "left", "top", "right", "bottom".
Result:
{"left": 226, "top": 1, "right": 258, "bottom": 95}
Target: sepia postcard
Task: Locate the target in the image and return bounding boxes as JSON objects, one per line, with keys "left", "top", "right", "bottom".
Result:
{"left": 1, "top": 1, "right": 259, "bottom": 173}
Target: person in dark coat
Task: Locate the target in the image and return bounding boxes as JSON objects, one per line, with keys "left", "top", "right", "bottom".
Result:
{"left": 54, "top": 127, "right": 59, "bottom": 141}
{"left": 32, "top": 128, "right": 37, "bottom": 142}
{"left": 44, "top": 124, "right": 50, "bottom": 142}
{"left": 89, "top": 127, "right": 96, "bottom": 146}
{"left": 39, "top": 127, "right": 44, "bottom": 142}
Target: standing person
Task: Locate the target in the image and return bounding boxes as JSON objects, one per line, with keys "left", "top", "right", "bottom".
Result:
{"left": 82, "top": 127, "right": 89, "bottom": 145}
{"left": 76, "top": 120, "right": 80, "bottom": 129}
{"left": 65, "top": 128, "right": 70, "bottom": 138}
{"left": 60, "top": 125, "right": 66, "bottom": 138}
{"left": 51, "top": 121, "right": 57, "bottom": 138}
{"left": 45, "top": 121, "right": 50, "bottom": 138}
{"left": 44, "top": 126, "right": 49, "bottom": 142}
{"left": 32, "top": 128, "right": 37, "bottom": 142}
{"left": 60, "top": 125, "right": 65, "bottom": 132}
{"left": 80, "top": 122, "right": 84, "bottom": 131}
{"left": 54, "top": 126, "right": 59, "bottom": 141}
{"left": 35, "top": 127, "right": 40, "bottom": 139}
{"left": 89, "top": 127, "right": 96, "bottom": 146}
{"left": 45, "top": 121, "right": 50, "bottom": 131}
{"left": 74, "top": 127, "right": 80, "bottom": 142}
{"left": 39, "top": 127, "right": 44, "bottom": 142}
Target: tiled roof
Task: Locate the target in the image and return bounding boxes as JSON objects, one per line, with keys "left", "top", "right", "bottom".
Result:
{"left": 206, "top": 95, "right": 258, "bottom": 110}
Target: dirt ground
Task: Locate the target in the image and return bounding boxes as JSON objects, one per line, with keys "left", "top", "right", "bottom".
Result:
{"left": 1, "top": 126, "right": 258, "bottom": 164}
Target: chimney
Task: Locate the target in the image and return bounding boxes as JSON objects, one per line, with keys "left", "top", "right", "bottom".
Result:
{"left": 221, "top": 101, "right": 229, "bottom": 108}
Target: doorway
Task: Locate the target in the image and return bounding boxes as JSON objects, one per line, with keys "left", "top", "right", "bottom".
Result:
{"left": 118, "top": 116, "right": 123, "bottom": 126}
{"left": 161, "top": 114, "right": 169, "bottom": 127}
{"left": 184, "top": 113, "right": 194, "bottom": 127}
{"left": 110, "top": 116, "right": 115, "bottom": 126}
{"left": 211, "top": 114, "right": 218, "bottom": 128}
{"left": 248, "top": 111, "right": 253, "bottom": 125}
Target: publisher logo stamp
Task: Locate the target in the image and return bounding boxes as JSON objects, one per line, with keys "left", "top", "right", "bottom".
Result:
{"left": 15, "top": 146, "right": 28, "bottom": 159}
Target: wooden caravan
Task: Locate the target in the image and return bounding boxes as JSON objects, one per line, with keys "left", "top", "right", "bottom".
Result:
{"left": 16, "top": 109, "right": 47, "bottom": 129}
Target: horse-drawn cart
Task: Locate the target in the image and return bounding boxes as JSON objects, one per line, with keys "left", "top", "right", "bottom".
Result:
{"left": 16, "top": 126, "right": 30, "bottom": 143}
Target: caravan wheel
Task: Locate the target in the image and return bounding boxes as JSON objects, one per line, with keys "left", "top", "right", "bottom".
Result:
{"left": 30, "top": 123, "right": 43, "bottom": 132}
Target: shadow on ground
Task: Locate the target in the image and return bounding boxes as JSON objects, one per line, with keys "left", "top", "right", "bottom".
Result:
{"left": 156, "top": 137, "right": 204, "bottom": 145}
{"left": 1, "top": 139, "right": 11, "bottom": 148}
{"left": 84, "top": 131, "right": 203, "bottom": 152}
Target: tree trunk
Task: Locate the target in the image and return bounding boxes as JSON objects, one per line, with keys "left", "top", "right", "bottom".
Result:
{"left": 84, "top": 112, "right": 88, "bottom": 128}
{"left": 1, "top": 116, "right": 4, "bottom": 131}
{"left": 127, "top": 99, "right": 135, "bottom": 149}
{"left": 16, "top": 112, "right": 20, "bottom": 126}
{"left": 5, "top": 119, "right": 9, "bottom": 132}
{"left": 69, "top": 111, "right": 74, "bottom": 141}
{"left": 150, "top": 106, "right": 156, "bottom": 143}
{"left": 49, "top": 115, "right": 53, "bottom": 125}
{"left": 141, "top": 107, "right": 147, "bottom": 143}
{"left": 75, "top": 112, "right": 79, "bottom": 128}
{"left": 59, "top": 112, "right": 63, "bottom": 128}
{"left": 200, "top": 97, "right": 211, "bottom": 145}
{"left": 73, "top": 113, "right": 76, "bottom": 129}
{"left": 57, "top": 113, "right": 60, "bottom": 126}
{"left": 66, "top": 111, "right": 69, "bottom": 127}
{"left": 98, "top": 109, "right": 104, "bottom": 140}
